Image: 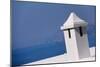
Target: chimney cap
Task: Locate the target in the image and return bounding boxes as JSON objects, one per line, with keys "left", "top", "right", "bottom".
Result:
{"left": 61, "top": 12, "right": 88, "bottom": 30}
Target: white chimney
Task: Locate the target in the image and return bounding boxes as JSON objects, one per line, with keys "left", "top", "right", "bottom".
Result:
{"left": 61, "top": 12, "right": 90, "bottom": 61}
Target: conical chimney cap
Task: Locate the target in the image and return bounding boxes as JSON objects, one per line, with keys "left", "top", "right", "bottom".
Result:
{"left": 61, "top": 12, "right": 88, "bottom": 30}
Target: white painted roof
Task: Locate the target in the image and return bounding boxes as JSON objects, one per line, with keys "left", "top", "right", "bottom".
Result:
{"left": 24, "top": 47, "right": 95, "bottom": 65}
{"left": 61, "top": 12, "right": 88, "bottom": 30}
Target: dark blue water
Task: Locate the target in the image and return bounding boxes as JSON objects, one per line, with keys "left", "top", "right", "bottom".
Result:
{"left": 12, "top": 1, "right": 96, "bottom": 66}
{"left": 12, "top": 41, "right": 66, "bottom": 66}
{"left": 12, "top": 40, "right": 95, "bottom": 66}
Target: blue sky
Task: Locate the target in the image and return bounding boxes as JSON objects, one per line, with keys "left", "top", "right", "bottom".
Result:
{"left": 12, "top": 1, "right": 95, "bottom": 49}
{"left": 12, "top": 1, "right": 96, "bottom": 65}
